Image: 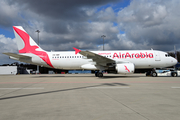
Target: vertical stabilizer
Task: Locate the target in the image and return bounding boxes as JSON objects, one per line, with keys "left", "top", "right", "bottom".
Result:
{"left": 13, "top": 26, "right": 44, "bottom": 53}
{"left": 13, "top": 26, "right": 54, "bottom": 68}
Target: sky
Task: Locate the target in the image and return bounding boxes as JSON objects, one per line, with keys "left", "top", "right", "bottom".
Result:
{"left": 0, "top": 0, "right": 180, "bottom": 65}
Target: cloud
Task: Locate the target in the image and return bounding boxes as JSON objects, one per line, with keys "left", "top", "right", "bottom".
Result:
{"left": 117, "top": 0, "right": 180, "bottom": 51}
{"left": 0, "top": 35, "right": 17, "bottom": 52}
{"left": 38, "top": 22, "right": 119, "bottom": 51}
{"left": 0, "top": 34, "right": 18, "bottom": 64}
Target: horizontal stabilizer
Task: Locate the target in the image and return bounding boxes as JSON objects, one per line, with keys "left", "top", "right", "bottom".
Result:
{"left": 3, "top": 53, "right": 31, "bottom": 59}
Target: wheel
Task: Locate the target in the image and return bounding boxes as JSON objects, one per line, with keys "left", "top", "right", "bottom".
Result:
{"left": 172, "top": 72, "right": 177, "bottom": 77}
{"left": 97, "top": 72, "right": 103, "bottom": 77}
{"left": 152, "top": 72, "right": 157, "bottom": 77}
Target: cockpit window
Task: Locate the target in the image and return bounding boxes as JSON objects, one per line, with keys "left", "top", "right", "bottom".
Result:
{"left": 165, "top": 54, "right": 170, "bottom": 57}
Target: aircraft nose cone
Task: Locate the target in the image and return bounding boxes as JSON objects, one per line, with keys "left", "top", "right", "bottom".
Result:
{"left": 172, "top": 58, "right": 178, "bottom": 65}
{"left": 175, "top": 59, "right": 178, "bottom": 64}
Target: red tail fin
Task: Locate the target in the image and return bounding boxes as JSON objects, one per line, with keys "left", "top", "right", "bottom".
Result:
{"left": 13, "top": 26, "right": 54, "bottom": 68}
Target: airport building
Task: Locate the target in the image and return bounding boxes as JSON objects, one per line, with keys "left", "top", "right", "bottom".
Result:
{"left": 0, "top": 66, "right": 17, "bottom": 75}
{"left": 0, "top": 66, "right": 30, "bottom": 75}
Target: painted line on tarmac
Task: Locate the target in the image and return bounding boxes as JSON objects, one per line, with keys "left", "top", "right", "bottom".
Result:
{"left": 1, "top": 81, "right": 180, "bottom": 84}
{"left": 171, "top": 87, "right": 180, "bottom": 88}
{"left": 0, "top": 88, "right": 44, "bottom": 90}
{"left": 86, "top": 87, "right": 130, "bottom": 89}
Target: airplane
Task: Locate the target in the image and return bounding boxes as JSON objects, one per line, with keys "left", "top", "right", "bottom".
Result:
{"left": 3, "top": 26, "right": 178, "bottom": 77}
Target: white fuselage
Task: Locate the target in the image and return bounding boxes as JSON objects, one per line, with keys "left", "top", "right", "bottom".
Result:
{"left": 21, "top": 50, "right": 177, "bottom": 70}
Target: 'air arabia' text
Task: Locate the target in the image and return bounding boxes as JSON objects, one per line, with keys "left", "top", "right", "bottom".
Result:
{"left": 113, "top": 52, "right": 153, "bottom": 59}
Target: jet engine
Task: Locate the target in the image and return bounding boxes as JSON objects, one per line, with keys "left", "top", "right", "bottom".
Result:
{"left": 116, "top": 63, "right": 135, "bottom": 74}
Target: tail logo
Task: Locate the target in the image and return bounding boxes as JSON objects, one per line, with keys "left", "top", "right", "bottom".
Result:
{"left": 124, "top": 65, "right": 130, "bottom": 72}
{"left": 73, "top": 47, "right": 81, "bottom": 54}
{"left": 13, "top": 27, "right": 54, "bottom": 68}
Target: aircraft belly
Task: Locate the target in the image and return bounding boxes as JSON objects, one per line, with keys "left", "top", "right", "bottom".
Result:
{"left": 52, "top": 59, "right": 88, "bottom": 69}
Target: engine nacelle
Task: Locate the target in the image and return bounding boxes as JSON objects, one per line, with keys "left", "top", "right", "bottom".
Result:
{"left": 116, "top": 63, "right": 135, "bottom": 74}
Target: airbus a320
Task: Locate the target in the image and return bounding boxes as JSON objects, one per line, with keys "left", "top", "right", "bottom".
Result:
{"left": 3, "top": 26, "right": 177, "bottom": 77}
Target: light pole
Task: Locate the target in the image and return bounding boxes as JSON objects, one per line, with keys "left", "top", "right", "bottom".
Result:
{"left": 36, "top": 30, "right": 40, "bottom": 74}
{"left": 36, "top": 30, "right": 40, "bottom": 45}
{"left": 101, "top": 35, "right": 106, "bottom": 51}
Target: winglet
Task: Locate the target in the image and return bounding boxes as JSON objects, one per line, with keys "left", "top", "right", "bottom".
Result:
{"left": 73, "top": 47, "right": 81, "bottom": 54}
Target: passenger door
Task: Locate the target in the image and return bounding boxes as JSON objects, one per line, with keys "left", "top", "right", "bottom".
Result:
{"left": 154, "top": 51, "right": 161, "bottom": 61}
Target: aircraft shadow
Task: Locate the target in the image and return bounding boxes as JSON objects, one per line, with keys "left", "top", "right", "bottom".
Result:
{"left": 101, "top": 76, "right": 142, "bottom": 79}
{"left": 31, "top": 75, "right": 94, "bottom": 78}
{"left": 0, "top": 83, "right": 129, "bottom": 101}
{"left": 31, "top": 75, "right": 143, "bottom": 78}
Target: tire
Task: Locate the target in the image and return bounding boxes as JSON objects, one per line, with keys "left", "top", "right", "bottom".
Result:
{"left": 152, "top": 72, "right": 157, "bottom": 77}
{"left": 98, "top": 72, "right": 103, "bottom": 77}
{"left": 172, "top": 72, "right": 177, "bottom": 77}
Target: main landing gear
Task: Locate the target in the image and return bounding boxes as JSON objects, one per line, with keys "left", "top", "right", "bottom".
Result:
{"left": 95, "top": 71, "right": 103, "bottom": 77}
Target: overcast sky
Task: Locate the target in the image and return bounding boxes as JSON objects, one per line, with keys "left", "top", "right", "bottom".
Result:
{"left": 0, "top": 0, "right": 180, "bottom": 64}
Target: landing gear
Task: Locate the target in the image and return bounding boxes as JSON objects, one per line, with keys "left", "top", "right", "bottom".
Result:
{"left": 97, "top": 72, "right": 103, "bottom": 77}
{"left": 95, "top": 71, "right": 103, "bottom": 77}
{"left": 152, "top": 68, "right": 157, "bottom": 77}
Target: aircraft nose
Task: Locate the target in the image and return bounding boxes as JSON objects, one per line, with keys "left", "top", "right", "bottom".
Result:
{"left": 171, "top": 58, "right": 178, "bottom": 65}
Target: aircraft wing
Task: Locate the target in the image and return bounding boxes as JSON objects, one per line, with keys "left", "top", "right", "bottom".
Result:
{"left": 82, "top": 50, "right": 115, "bottom": 66}
{"left": 3, "top": 53, "right": 31, "bottom": 59}
{"left": 73, "top": 47, "right": 131, "bottom": 67}
{"left": 73, "top": 47, "right": 119, "bottom": 67}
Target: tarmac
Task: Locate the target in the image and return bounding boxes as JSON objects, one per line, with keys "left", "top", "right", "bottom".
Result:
{"left": 0, "top": 74, "right": 180, "bottom": 120}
